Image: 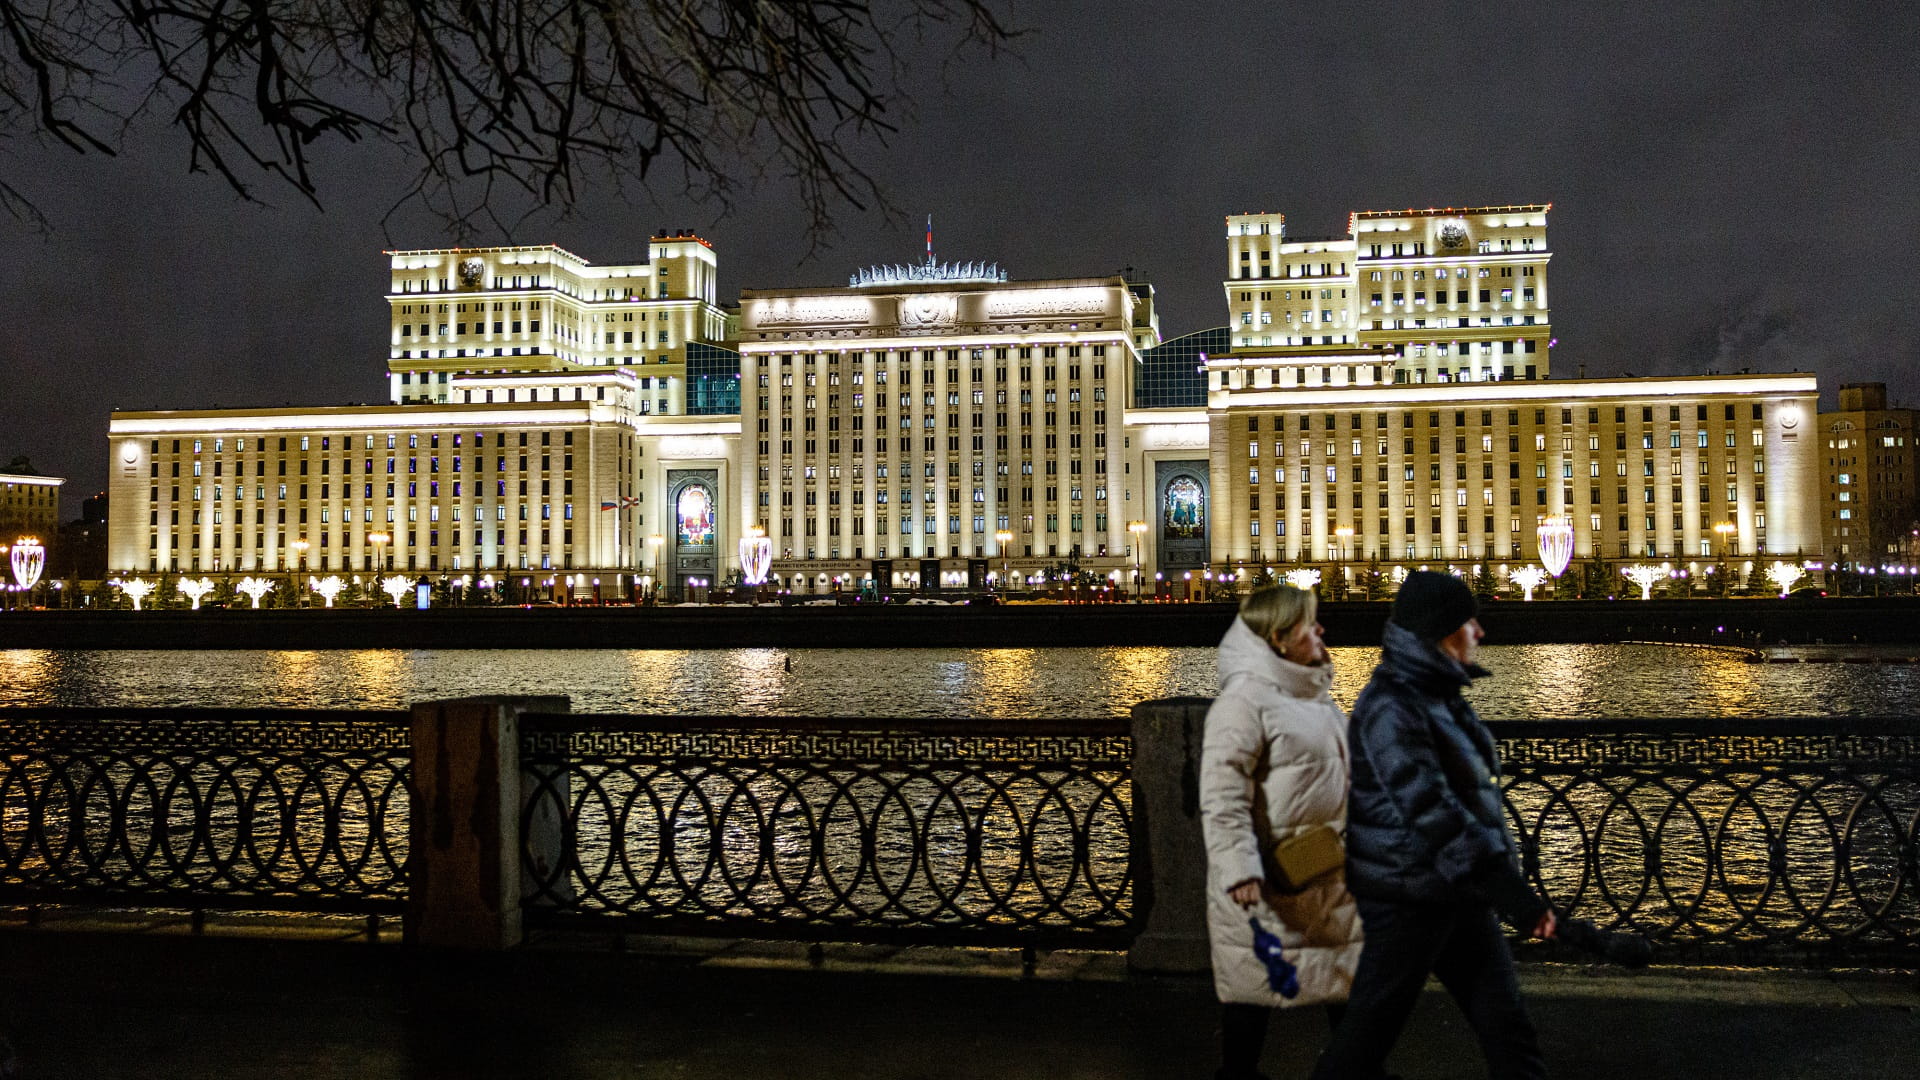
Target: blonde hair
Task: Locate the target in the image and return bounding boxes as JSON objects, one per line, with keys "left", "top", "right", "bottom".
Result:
{"left": 1239, "top": 584, "right": 1317, "bottom": 644}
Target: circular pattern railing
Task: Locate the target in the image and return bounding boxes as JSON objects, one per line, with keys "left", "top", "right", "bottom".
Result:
{"left": 518, "top": 714, "right": 1137, "bottom": 946}
{"left": 0, "top": 708, "right": 410, "bottom": 914}
{"left": 1500, "top": 720, "right": 1920, "bottom": 963}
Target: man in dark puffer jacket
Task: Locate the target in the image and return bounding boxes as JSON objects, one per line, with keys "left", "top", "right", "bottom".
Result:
{"left": 1309, "top": 571, "right": 1556, "bottom": 1080}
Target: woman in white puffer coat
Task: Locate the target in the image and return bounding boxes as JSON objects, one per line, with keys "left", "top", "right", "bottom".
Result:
{"left": 1201, "top": 585, "right": 1364, "bottom": 1080}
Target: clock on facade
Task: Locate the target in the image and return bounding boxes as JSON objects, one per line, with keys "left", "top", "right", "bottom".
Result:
{"left": 1437, "top": 222, "right": 1469, "bottom": 250}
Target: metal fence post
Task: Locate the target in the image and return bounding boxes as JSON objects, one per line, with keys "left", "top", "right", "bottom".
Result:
{"left": 407, "top": 695, "right": 569, "bottom": 949}
{"left": 1126, "top": 696, "right": 1214, "bottom": 975}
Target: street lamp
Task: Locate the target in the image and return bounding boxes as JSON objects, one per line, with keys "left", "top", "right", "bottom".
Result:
{"left": 1127, "top": 520, "right": 1147, "bottom": 601}
{"left": 995, "top": 529, "right": 1014, "bottom": 592}
{"left": 369, "top": 531, "right": 391, "bottom": 571}
{"left": 1333, "top": 525, "right": 1354, "bottom": 596}
{"left": 647, "top": 533, "right": 664, "bottom": 603}
{"left": 1713, "top": 521, "right": 1736, "bottom": 557}
{"left": 291, "top": 538, "right": 310, "bottom": 605}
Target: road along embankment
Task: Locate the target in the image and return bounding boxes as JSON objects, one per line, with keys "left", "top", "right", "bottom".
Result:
{"left": 2, "top": 597, "right": 1916, "bottom": 649}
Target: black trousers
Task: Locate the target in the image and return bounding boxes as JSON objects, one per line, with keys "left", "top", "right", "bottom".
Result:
{"left": 1219, "top": 1001, "right": 1345, "bottom": 1080}
{"left": 1308, "top": 898, "right": 1544, "bottom": 1080}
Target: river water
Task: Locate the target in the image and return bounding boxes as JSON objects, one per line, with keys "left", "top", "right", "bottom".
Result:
{"left": 2, "top": 644, "right": 1915, "bottom": 718}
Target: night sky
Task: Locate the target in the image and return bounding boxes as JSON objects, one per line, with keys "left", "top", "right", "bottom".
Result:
{"left": 4, "top": 2, "right": 1916, "bottom": 501}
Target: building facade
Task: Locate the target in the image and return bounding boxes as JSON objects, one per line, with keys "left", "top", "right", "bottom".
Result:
{"left": 1121, "top": 203, "right": 1821, "bottom": 594}
{"left": 1818, "top": 382, "right": 1918, "bottom": 568}
{"left": 735, "top": 262, "right": 1155, "bottom": 588}
{"left": 108, "top": 369, "right": 737, "bottom": 595}
{"left": 1, "top": 458, "right": 64, "bottom": 551}
{"left": 385, "top": 235, "right": 732, "bottom": 415}
{"left": 105, "top": 203, "right": 1829, "bottom": 598}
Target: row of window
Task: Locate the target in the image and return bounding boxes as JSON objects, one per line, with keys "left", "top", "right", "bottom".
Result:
{"left": 163, "top": 431, "right": 577, "bottom": 455}
{"left": 1243, "top": 404, "right": 1768, "bottom": 430}
{"left": 1241, "top": 512, "right": 1765, "bottom": 537}
{"left": 772, "top": 513, "right": 1112, "bottom": 538}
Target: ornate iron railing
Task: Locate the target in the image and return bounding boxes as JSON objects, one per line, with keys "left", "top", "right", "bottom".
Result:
{"left": 0, "top": 708, "right": 410, "bottom": 915}
{"left": 517, "top": 713, "right": 1137, "bottom": 946}
{"left": 3, "top": 704, "right": 1914, "bottom": 966}
{"left": 1500, "top": 719, "right": 1920, "bottom": 964}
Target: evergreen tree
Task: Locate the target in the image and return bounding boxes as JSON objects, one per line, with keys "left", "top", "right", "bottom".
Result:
{"left": 1361, "top": 555, "right": 1386, "bottom": 601}
{"left": 1472, "top": 559, "right": 1496, "bottom": 600}
{"left": 155, "top": 570, "right": 178, "bottom": 610}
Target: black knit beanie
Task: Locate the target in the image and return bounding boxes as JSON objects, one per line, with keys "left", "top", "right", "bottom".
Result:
{"left": 1391, "top": 570, "right": 1479, "bottom": 643}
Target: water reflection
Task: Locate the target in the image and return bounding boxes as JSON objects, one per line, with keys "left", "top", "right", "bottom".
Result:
{"left": 0, "top": 645, "right": 1915, "bottom": 719}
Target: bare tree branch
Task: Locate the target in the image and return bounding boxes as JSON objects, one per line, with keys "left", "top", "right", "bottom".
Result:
{"left": 0, "top": 0, "right": 1020, "bottom": 232}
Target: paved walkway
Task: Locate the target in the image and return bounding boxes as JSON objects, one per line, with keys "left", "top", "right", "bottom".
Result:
{"left": 1, "top": 915, "right": 1914, "bottom": 1079}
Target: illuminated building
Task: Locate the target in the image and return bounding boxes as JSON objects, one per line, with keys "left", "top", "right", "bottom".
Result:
{"left": 108, "top": 369, "right": 737, "bottom": 588}
{"left": 735, "top": 256, "right": 1157, "bottom": 588}
{"left": 384, "top": 234, "right": 733, "bottom": 415}
{"left": 105, "top": 205, "right": 1828, "bottom": 598}
{"left": 1119, "top": 204, "right": 1823, "bottom": 593}
{"left": 1, "top": 458, "right": 65, "bottom": 547}
{"left": 1817, "top": 382, "right": 1918, "bottom": 567}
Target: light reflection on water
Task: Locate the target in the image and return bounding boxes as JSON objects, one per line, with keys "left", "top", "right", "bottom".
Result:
{"left": 2, "top": 644, "right": 1917, "bottom": 718}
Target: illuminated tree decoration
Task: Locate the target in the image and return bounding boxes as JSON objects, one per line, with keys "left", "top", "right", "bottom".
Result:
{"left": 117, "top": 578, "right": 156, "bottom": 611}
{"left": 9, "top": 537, "right": 45, "bottom": 591}
{"left": 1536, "top": 517, "right": 1575, "bottom": 578}
{"left": 1766, "top": 561, "right": 1805, "bottom": 597}
{"left": 1164, "top": 477, "right": 1205, "bottom": 539}
{"left": 381, "top": 575, "right": 413, "bottom": 608}
{"left": 677, "top": 484, "right": 715, "bottom": 547}
{"left": 178, "top": 577, "right": 216, "bottom": 610}
{"left": 237, "top": 577, "right": 275, "bottom": 609}
{"left": 1510, "top": 566, "right": 1549, "bottom": 601}
{"left": 1624, "top": 564, "right": 1665, "bottom": 601}
{"left": 310, "top": 575, "right": 346, "bottom": 608}
{"left": 1283, "top": 568, "right": 1322, "bottom": 591}
{"left": 739, "top": 526, "right": 773, "bottom": 586}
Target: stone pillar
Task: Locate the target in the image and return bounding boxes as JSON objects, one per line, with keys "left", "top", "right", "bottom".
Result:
{"left": 1127, "top": 695, "right": 1215, "bottom": 975}
{"left": 407, "top": 695, "right": 568, "bottom": 949}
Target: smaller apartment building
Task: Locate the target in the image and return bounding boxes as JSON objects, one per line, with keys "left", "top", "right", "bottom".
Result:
{"left": 1, "top": 461, "right": 64, "bottom": 548}
{"left": 1818, "top": 382, "right": 1918, "bottom": 566}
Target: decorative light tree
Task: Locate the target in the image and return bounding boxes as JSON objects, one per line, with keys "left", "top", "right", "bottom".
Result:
{"left": 117, "top": 578, "right": 156, "bottom": 611}
{"left": 310, "top": 575, "right": 346, "bottom": 608}
{"left": 1283, "top": 568, "right": 1322, "bottom": 591}
{"left": 1765, "top": 561, "right": 1805, "bottom": 598}
{"left": 1623, "top": 564, "right": 1665, "bottom": 601}
{"left": 178, "top": 577, "right": 216, "bottom": 610}
{"left": 381, "top": 575, "right": 412, "bottom": 608}
{"left": 739, "top": 526, "right": 773, "bottom": 587}
{"left": 9, "top": 536, "right": 45, "bottom": 594}
{"left": 1509, "top": 566, "right": 1549, "bottom": 602}
{"left": 237, "top": 577, "right": 275, "bottom": 609}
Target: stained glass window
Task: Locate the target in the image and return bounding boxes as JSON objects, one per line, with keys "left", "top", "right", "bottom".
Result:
{"left": 1164, "top": 477, "right": 1204, "bottom": 539}
{"left": 677, "top": 484, "right": 715, "bottom": 546}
